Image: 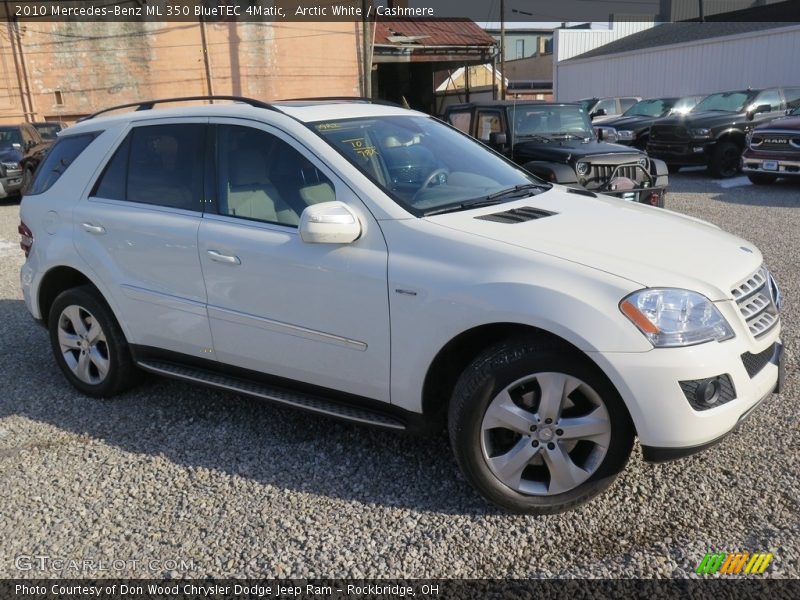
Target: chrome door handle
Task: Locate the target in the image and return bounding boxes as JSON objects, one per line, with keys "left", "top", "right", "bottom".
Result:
{"left": 81, "top": 222, "right": 105, "bottom": 234}
{"left": 207, "top": 249, "right": 241, "bottom": 265}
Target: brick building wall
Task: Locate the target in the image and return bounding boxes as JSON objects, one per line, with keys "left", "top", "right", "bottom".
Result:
{"left": 0, "top": 20, "right": 363, "bottom": 124}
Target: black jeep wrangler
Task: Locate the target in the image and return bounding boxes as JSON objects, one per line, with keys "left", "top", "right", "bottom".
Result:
{"left": 443, "top": 101, "right": 668, "bottom": 207}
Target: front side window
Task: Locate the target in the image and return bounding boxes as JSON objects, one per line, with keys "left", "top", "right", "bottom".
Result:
{"left": 619, "top": 98, "right": 638, "bottom": 112}
{"left": 27, "top": 133, "right": 99, "bottom": 195}
{"left": 694, "top": 91, "right": 756, "bottom": 113}
{"left": 751, "top": 89, "right": 782, "bottom": 112}
{"left": 476, "top": 111, "right": 503, "bottom": 141}
{"left": 594, "top": 98, "right": 617, "bottom": 115}
{"left": 93, "top": 124, "right": 204, "bottom": 211}
{"left": 313, "top": 115, "right": 547, "bottom": 215}
{"left": 215, "top": 125, "right": 335, "bottom": 227}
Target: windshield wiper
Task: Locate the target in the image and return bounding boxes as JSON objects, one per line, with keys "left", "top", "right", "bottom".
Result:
{"left": 517, "top": 134, "right": 552, "bottom": 143}
{"left": 422, "top": 184, "right": 546, "bottom": 216}
{"left": 549, "top": 133, "right": 589, "bottom": 141}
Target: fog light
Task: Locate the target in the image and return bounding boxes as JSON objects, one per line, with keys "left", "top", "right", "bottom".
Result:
{"left": 692, "top": 147, "right": 704, "bottom": 153}
{"left": 696, "top": 378, "right": 720, "bottom": 406}
{"left": 679, "top": 374, "right": 736, "bottom": 411}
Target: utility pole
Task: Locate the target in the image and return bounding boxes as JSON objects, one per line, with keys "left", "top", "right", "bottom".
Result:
{"left": 199, "top": 14, "right": 214, "bottom": 99}
{"left": 500, "top": 0, "right": 506, "bottom": 100}
{"left": 698, "top": 0, "right": 705, "bottom": 22}
{"left": 361, "top": 0, "right": 372, "bottom": 98}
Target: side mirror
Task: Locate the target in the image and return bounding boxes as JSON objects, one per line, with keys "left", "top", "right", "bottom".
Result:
{"left": 747, "top": 104, "right": 771, "bottom": 120}
{"left": 489, "top": 132, "right": 507, "bottom": 146}
{"left": 299, "top": 201, "right": 361, "bottom": 244}
{"left": 590, "top": 108, "right": 606, "bottom": 119}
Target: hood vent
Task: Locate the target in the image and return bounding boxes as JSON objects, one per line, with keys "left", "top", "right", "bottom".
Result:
{"left": 475, "top": 206, "right": 556, "bottom": 224}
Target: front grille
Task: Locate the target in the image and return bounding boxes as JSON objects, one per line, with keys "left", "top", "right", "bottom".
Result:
{"left": 732, "top": 267, "right": 779, "bottom": 338}
{"left": 593, "top": 164, "right": 640, "bottom": 182}
{"left": 650, "top": 125, "right": 690, "bottom": 142}
{"left": 741, "top": 343, "right": 776, "bottom": 378}
{"left": 750, "top": 133, "right": 800, "bottom": 152}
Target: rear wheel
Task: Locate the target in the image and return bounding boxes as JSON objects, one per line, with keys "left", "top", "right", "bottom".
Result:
{"left": 48, "top": 285, "right": 140, "bottom": 397}
{"left": 709, "top": 141, "right": 741, "bottom": 178}
{"left": 747, "top": 173, "right": 777, "bottom": 185}
{"left": 448, "top": 338, "right": 634, "bottom": 514}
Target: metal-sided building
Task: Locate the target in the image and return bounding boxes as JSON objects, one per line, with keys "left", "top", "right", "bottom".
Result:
{"left": 555, "top": 22, "right": 800, "bottom": 101}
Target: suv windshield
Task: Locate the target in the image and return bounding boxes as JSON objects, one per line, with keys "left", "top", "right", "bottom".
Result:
{"left": 510, "top": 104, "right": 593, "bottom": 139}
{"left": 313, "top": 115, "right": 548, "bottom": 215}
{"left": 0, "top": 127, "right": 23, "bottom": 149}
{"left": 694, "top": 91, "right": 756, "bottom": 113}
{"left": 623, "top": 99, "right": 675, "bottom": 117}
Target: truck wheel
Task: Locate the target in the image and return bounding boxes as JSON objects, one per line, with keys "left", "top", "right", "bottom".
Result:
{"left": 49, "top": 285, "right": 140, "bottom": 398}
{"left": 709, "top": 141, "right": 741, "bottom": 178}
{"left": 747, "top": 173, "right": 777, "bottom": 185}
{"left": 667, "top": 163, "right": 681, "bottom": 174}
{"left": 448, "top": 337, "right": 634, "bottom": 514}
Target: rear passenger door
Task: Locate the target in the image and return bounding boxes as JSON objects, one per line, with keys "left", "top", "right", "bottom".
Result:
{"left": 74, "top": 118, "right": 215, "bottom": 359}
{"left": 197, "top": 119, "right": 391, "bottom": 402}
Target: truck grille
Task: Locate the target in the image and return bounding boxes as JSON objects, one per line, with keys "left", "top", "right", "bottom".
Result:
{"left": 749, "top": 132, "right": 800, "bottom": 152}
{"left": 593, "top": 164, "right": 640, "bottom": 181}
{"left": 731, "top": 267, "right": 779, "bottom": 338}
{"left": 650, "top": 125, "right": 690, "bottom": 142}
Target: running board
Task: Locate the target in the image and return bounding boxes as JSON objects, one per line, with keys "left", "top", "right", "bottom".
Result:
{"left": 136, "top": 359, "right": 406, "bottom": 431}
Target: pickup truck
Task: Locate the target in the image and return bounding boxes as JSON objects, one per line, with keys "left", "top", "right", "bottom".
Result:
{"left": 444, "top": 101, "right": 668, "bottom": 207}
{"left": 741, "top": 106, "right": 800, "bottom": 184}
{"left": 647, "top": 87, "right": 800, "bottom": 177}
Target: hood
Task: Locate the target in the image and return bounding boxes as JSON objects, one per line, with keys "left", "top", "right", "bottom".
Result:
{"left": 656, "top": 111, "right": 743, "bottom": 129}
{"left": 598, "top": 114, "right": 661, "bottom": 130}
{"left": 513, "top": 139, "right": 642, "bottom": 163}
{"left": 754, "top": 116, "right": 800, "bottom": 131}
{"left": 425, "top": 187, "right": 762, "bottom": 301}
{"left": 0, "top": 147, "right": 22, "bottom": 162}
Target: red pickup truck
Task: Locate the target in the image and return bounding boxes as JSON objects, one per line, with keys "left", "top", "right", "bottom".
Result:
{"left": 742, "top": 107, "right": 800, "bottom": 184}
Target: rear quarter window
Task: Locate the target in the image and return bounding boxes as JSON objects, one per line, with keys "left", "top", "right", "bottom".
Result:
{"left": 26, "top": 132, "right": 100, "bottom": 196}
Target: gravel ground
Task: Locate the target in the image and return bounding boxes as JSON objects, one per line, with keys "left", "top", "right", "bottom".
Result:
{"left": 0, "top": 173, "right": 798, "bottom": 579}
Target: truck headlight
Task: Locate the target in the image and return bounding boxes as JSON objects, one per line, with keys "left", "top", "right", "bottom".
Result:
{"left": 620, "top": 289, "right": 734, "bottom": 347}
{"left": 576, "top": 161, "right": 589, "bottom": 176}
{"left": 616, "top": 130, "right": 635, "bottom": 141}
{"left": 1, "top": 161, "right": 21, "bottom": 171}
{"left": 690, "top": 128, "right": 712, "bottom": 139}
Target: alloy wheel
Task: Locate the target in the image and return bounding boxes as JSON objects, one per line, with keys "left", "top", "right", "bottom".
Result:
{"left": 57, "top": 304, "right": 110, "bottom": 385}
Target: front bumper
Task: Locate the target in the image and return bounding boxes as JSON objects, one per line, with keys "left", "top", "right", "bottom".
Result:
{"left": 741, "top": 154, "right": 800, "bottom": 177}
{"left": 647, "top": 140, "right": 712, "bottom": 165}
{"left": 0, "top": 174, "right": 24, "bottom": 199}
{"left": 590, "top": 311, "right": 782, "bottom": 459}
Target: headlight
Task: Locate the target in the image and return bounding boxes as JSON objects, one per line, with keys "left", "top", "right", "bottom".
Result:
{"left": 620, "top": 289, "right": 734, "bottom": 347}
{"left": 690, "top": 128, "right": 712, "bottom": 139}
{"left": 576, "top": 161, "right": 589, "bottom": 176}
{"left": 1, "top": 161, "right": 21, "bottom": 171}
{"left": 616, "top": 130, "right": 635, "bottom": 140}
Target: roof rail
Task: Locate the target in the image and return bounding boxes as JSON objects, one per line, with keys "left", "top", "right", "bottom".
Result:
{"left": 279, "top": 96, "right": 403, "bottom": 107}
{"left": 78, "top": 95, "right": 280, "bottom": 122}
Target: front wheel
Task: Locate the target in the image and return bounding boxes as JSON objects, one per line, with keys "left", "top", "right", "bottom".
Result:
{"left": 709, "top": 141, "right": 741, "bottom": 178}
{"left": 48, "top": 285, "right": 140, "bottom": 397}
{"left": 448, "top": 338, "right": 634, "bottom": 514}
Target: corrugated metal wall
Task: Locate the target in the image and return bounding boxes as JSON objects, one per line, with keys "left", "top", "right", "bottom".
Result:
{"left": 555, "top": 24, "right": 800, "bottom": 101}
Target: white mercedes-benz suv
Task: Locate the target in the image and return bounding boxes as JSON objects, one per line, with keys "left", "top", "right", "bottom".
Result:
{"left": 19, "top": 97, "right": 783, "bottom": 513}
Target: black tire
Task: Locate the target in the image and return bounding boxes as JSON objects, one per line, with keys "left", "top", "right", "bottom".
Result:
{"left": 666, "top": 163, "right": 681, "bottom": 174}
{"left": 48, "top": 285, "right": 140, "bottom": 397}
{"left": 21, "top": 168, "right": 33, "bottom": 194}
{"left": 709, "top": 141, "right": 741, "bottom": 178}
{"left": 448, "top": 337, "right": 634, "bottom": 514}
{"left": 747, "top": 173, "right": 777, "bottom": 185}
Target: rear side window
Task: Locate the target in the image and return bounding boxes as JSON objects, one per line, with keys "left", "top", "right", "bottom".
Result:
{"left": 620, "top": 98, "right": 638, "bottom": 112}
{"left": 92, "top": 124, "right": 205, "bottom": 211}
{"left": 447, "top": 111, "right": 472, "bottom": 134}
{"left": 26, "top": 133, "right": 99, "bottom": 196}
{"left": 783, "top": 87, "right": 800, "bottom": 110}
